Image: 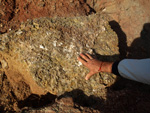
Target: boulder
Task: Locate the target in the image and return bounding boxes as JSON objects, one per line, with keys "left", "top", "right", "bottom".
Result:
{"left": 0, "top": 13, "right": 119, "bottom": 97}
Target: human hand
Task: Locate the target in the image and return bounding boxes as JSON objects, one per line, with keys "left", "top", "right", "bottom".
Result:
{"left": 77, "top": 53, "right": 113, "bottom": 80}
{"left": 77, "top": 53, "right": 103, "bottom": 80}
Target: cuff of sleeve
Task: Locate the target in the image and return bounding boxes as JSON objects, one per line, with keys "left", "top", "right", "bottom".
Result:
{"left": 112, "top": 61, "right": 121, "bottom": 76}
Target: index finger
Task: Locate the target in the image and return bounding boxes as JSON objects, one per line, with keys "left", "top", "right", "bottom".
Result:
{"left": 85, "top": 53, "right": 93, "bottom": 59}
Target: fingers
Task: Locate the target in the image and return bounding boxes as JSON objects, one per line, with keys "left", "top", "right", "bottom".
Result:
{"left": 77, "top": 53, "right": 95, "bottom": 80}
{"left": 77, "top": 56, "right": 87, "bottom": 66}
{"left": 85, "top": 71, "right": 94, "bottom": 80}
{"left": 85, "top": 53, "right": 93, "bottom": 59}
{"left": 80, "top": 54, "right": 90, "bottom": 62}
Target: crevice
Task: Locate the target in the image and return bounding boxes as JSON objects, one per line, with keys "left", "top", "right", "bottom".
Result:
{"left": 8, "top": 0, "right": 16, "bottom": 21}
{"left": 79, "top": 0, "right": 96, "bottom": 15}
{"left": 87, "top": 5, "right": 96, "bottom": 15}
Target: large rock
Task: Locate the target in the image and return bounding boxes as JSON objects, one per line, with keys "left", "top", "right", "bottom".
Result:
{"left": 0, "top": 13, "right": 119, "bottom": 97}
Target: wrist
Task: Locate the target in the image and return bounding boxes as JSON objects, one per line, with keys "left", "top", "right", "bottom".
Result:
{"left": 98, "top": 62, "right": 104, "bottom": 72}
{"left": 101, "top": 62, "right": 114, "bottom": 73}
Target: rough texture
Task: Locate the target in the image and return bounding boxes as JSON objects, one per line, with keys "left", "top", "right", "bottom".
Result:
{"left": 21, "top": 97, "right": 99, "bottom": 113}
{"left": 86, "top": 0, "right": 150, "bottom": 46}
{"left": 0, "top": 13, "right": 119, "bottom": 97}
{"left": 0, "top": 0, "right": 92, "bottom": 33}
{"left": 1, "top": 0, "right": 150, "bottom": 112}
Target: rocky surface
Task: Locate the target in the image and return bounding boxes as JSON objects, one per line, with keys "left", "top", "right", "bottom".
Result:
{"left": 0, "top": 13, "right": 119, "bottom": 98}
{"left": 0, "top": 0, "right": 150, "bottom": 112}
{"left": 0, "top": 0, "right": 92, "bottom": 33}
{"left": 21, "top": 96, "right": 99, "bottom": 113}
{"left": 18, "top": 87, "right": 150, "bottom": 113}
{"left": 87, "top": 0, "right": 150, "bottom": 46}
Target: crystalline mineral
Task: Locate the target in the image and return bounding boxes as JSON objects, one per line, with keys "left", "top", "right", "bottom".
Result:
{"left": 0, "top": 13, "right": 119, "bottom": 97}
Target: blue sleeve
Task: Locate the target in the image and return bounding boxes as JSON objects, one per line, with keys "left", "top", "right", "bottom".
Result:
{"left": 118, "top": 59, "right": 150, "bottom": 85}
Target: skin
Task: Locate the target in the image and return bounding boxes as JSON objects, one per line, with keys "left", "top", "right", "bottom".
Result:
{"left": 77, "top": 53, "right": 114, "bottom": 80}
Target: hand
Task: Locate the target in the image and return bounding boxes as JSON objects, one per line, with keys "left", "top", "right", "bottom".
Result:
{"left": 77, "top": 53, "right": 113, "bottom": 80}
{"left": 77, "top": 53, "right": 103, "bottom": 80}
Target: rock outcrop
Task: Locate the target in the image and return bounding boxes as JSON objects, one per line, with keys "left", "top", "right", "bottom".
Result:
{"left": 0, "top": 13, "right": 119, "bottom": 97}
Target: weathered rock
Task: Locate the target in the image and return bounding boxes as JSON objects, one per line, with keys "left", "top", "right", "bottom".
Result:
{"left": 21, "top": 97, "right": 99, "bottom": 113}
{"left": 0, "top": 13, "right": 119, "bottom": 97}
{"left": 0, "top": 0, "right": 91, "bottom": 33}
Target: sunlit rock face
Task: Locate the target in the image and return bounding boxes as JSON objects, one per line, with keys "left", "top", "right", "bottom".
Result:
{"left": 0, "top": 13, "right": 119, "bottom": 96}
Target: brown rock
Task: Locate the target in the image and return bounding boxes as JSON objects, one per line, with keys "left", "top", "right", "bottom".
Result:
{"left": 0, "top": 0, "right": 91, "bottom": 33}
{"left": 86, "top": 0, "right": 150, "bottom": 46}
{"left": 0, "top": 13, "right": 119, "bottom": 97}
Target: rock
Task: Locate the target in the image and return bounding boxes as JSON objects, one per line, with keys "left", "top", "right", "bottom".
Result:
{"left": 86, "top": 0, "right": 150, "bottom": 46}
{"left": 0, "top": 0, "right": 91, "bottom": 33}
{"left": 86, "top": 0, "right": 105, "bottom": 12}
{"left": 0, "top": 59, "right": 8, "bottom": 69}
{"left": 21, "top": 96, "right": 99, "bottom": 113}
{"left": 0, "top": 13, "right": 119, "bottom": 97}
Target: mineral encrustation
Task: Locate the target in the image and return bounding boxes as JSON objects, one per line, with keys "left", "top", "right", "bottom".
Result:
{"left": 0, "top": 13, "right": 119, "bottom": 96}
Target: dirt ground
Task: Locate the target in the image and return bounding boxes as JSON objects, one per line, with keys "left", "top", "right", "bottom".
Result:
{"left": 0, "top": 0, "right": 150, "bottom": 112}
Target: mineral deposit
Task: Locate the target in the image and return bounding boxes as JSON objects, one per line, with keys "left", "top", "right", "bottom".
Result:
{"left": 0, "top": 13, "right": 119, "bottom": 97}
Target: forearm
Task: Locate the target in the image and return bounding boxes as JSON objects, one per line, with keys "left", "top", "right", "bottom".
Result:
{"left": 107, "top": 59, "right": 150, "bottom": 85}
{"left": 117, "top": 59, "right": 150, "bottom": 85}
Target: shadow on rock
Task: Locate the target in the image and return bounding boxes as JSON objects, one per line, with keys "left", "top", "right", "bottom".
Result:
{"left": 57, "top": 84, "right": 150, "bottom": 113}
{"left": 58, "top": 89, "right": 104, "bottom": 110}
{"left": 108, "top": 21, "right": 150, "bottom": 88}
{"left": 127, "top": 23, "right": 150, "bottom": 59}
{"left": 109, "top": 20, "right": 127, "bottom": 59}
{"left": 109, "top": 21, "right": 150, "bottom": 59}
{"left": 18, "top": 93, "right": 57, "bottom": 109}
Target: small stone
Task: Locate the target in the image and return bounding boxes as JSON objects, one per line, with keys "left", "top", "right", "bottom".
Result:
{"left": 0, "top": 59, "right": 8, "bottom": 69}
{"left": 0, "top": 23, "right": 3, "bottom": 27}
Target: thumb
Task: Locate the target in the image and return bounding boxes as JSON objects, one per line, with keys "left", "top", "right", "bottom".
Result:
{"left": 85, "top": 71, "right": 95, "bottom": 80}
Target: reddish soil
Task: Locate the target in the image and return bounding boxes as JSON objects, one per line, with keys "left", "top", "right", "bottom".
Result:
{"left": 0, "top": 0, "right": 92, "bottom": 33}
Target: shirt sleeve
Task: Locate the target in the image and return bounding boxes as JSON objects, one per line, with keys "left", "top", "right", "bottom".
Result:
{"left": 117, "top": 59, "right": 150, "bottom": 85}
